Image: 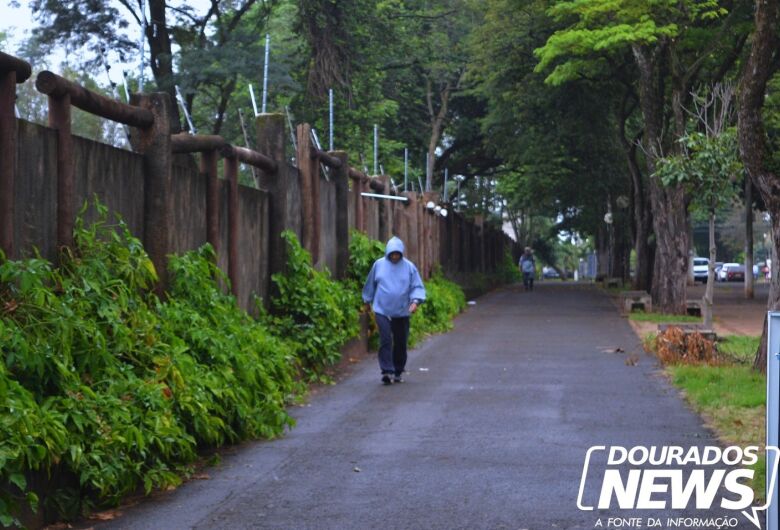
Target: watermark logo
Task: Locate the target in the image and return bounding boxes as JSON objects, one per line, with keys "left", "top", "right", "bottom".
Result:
{"left": 577, "top": 445, "right": 780, "bottom": 529}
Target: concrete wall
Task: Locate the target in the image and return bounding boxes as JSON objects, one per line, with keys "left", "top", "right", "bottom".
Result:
{"left": 10, "top": 118, "right": 515, "bottom": 313}
{"left": 14, "top": 121, "right": 58, "bottom": 261}
{"left": 12, "top": 119, "right": 272, "bottom": 313}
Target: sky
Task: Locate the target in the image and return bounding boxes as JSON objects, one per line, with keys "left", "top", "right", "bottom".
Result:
{"left": 0, "top": 0, "right": 213, "bottom": 88}
{"left": 1, "top": 2, "right": 38, "bottom": 53}
{"left": 1, "top": 1, "right": 140, "bottom": 87}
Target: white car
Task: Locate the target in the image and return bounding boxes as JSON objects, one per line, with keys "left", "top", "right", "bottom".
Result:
{"left": 692, "top": 257, "right": 709, "bottom": 283}
{"left": 718, "top": 263, "right": 746, "bottom": 282}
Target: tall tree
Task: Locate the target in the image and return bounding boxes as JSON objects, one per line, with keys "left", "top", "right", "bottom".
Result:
{"left": 469, "top": 0, "right": 630, "bottom": 271}
{"left": 737, "top": 0, "right": 780, "bottom": 371}
{"left": 535, "top": 0, "right": 751, "bottom": 312}
{"left": 29, "top": 0, "right": 275, "bottom": 134}
{"left": 295, "top": 0, "right": 478, "bottom": 186}
{"left": 655, "top": 86, "right": 742, "bottom": 328}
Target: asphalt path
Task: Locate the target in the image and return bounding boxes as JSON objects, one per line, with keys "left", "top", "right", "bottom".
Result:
{"left": 89, "top": 283, "right": 748, "bottom": 530}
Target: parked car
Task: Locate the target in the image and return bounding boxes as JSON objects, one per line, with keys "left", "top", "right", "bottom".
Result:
{"left": 718, "top": 263, "right": 745, "bottom": 282}
{"left": 692, "top": 257, "right": 709, "bottom": 283}
{"left": 714, "top": 262, "right": 724, "bottom": 277}
{"left": 542, "top": 266, "right": 560, "bottom": 279}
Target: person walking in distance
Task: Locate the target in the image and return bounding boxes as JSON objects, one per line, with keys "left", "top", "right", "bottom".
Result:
{"left": 520, "top": 247, "right": 536, "bottom": 291}
{"left": 362, "top": 236, "right": 426, "bottom": 385}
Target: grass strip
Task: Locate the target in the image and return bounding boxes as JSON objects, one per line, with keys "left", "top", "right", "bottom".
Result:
{"left": 718, "top": 335, "right": 760, "bottom": 364}
{"left": 666, "top": 364, "right": 766, "bottom": 500}
{"left": 629, "top": 311, "right": 701, "bottom": 323}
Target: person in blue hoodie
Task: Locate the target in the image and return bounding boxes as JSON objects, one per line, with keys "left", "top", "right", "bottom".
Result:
{"left": 362, "top": 236, "right": 426, "bottom": 385}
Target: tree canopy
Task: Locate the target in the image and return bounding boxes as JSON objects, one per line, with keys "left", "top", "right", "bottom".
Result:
{"left": 8, "top": 0, "right": 777, "bottom": 317}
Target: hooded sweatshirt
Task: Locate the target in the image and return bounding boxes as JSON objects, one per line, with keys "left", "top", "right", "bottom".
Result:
{"left": 362, "top": 237, "right": 426, "bottom": 318}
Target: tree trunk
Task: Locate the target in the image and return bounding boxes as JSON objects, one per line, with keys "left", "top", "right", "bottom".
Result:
{"left": 612, "top": 221, "right": 625, "bottom": 282}
{"left": 649, "top": 188, "right": 690, "bottom": 314}
{"left": 426, "top": 78, "right": 452, "bottom": 191}
{"left": 736, "top": 0, "right": 780, "bottom": 372}
{"left": 633, "top": 42, "right": 689, "bottom": 313}
{"left": 596, "top": 224, "right": 610, "bottom": 279}
{"left": 619, "top": 95, "right": 654, "bottom": 291}
{"left": 687, "top": 220, "right": 695, "bottom": 286}
{"left": 745, "top": 176, "right": 755, "bottom": 299}
{"left": 147, "top": 0, "right": 180, "bottom": 129}
{"left": 754, "top": 212, "right": 780, "bottom": 371}
{"left": 703, "top": 210, "right": 716, "bottom": 328}
{"left": 632, "top": 198, "right": 653, "bottom": 292}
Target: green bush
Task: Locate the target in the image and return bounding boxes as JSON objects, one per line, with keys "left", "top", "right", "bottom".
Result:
{"left": 409, "top": 269, "right": 467, "bottom": 346}
{"left": 0, "top": 204, "right": 303, "bottom": 525}
{"left": 0, "top": 210, "right": 470, "bottom": 526}
{"left": 497, "top": 250, "right": 521, "bottom": 284}
{"left": 1, "top": 208, "right": 192, "bottom": 521}
{"left": 346, "top": 230, "right": 385, "bottom": 290}
{"left": 160, "top": 245, "right": 300, "bottom": 444}
{"left": 266, "top": 231, "right": 360, "bottom": 376}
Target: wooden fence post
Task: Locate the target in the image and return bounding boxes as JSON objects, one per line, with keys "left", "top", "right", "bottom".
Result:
{"left": 392, "top": 194, "right": 404, "bottom": 241}
{"left": 403, "top": 193, "right": 418, "bottom": 264}
{"left": 331, "top": 150, "right": 349, "bottom": 279}
{"left": 224, "top": 155, "right": 239, "bottom": 297}
{"left": 47, "top": 91, "right": 74, "bottom": 250}
{"left": 417, "top": 198, "right": 426, "bottom": 279}
{"left": 0, "top": 53, "right": 31, "bottom": 259}
{"left": 445, "top": 212, "right": 454, "bottom": 274}
{"left": 0, "top": 70, "right": 13, "bottom": 258}
{"left": 296, "top": 124, "right": 315, "bottom": 256}
{"left": 352, "top": 173, "right": 365, "bottom": 232}
{"left": 130, "top": 92, "right": 173, "bottom": 293}
{"left": 255, "top": 113, "right": 287, "bottom": 287}
{"left": 454, "top": 214, "right": 460, "bottom": 274}
{"left": 201, "top": 149, "right": 220, "bottom": 254}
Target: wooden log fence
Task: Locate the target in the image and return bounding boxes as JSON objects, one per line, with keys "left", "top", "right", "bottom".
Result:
{"left": 0, "top": 51, "right": 31, "bottom": 259}
{"left": 1, "top": 52, "right": 516, "bottom": 310}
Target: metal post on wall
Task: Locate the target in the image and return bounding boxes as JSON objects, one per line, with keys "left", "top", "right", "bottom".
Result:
{"left": 262, "top": 34, "right": 270, "bottom": 114}
{"left": 768, "top": 311, "right": 780, "bottom": 530}
{"left": 404, "top": 147, "right": 408, "bottom": 192}
{"left": 373, "top": 124, "right": 378, "bottom": 175}
{"left": 329, "top": 88, "right": 334, "bottom": 152}
{"left": 139, "top": 0, "right": 146, "bottom": 92}
{"left": 249, "top": 84, "right": 259, "bottom": 116}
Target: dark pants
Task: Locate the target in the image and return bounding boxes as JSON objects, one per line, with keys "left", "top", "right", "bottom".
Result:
{"left": 375, "top": 313, "right": 410, "bottom": 376}
{"left": 523, "top": 272, "right": 534, "bottom": 291}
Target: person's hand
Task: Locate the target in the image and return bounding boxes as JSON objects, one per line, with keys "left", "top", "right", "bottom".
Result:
{"left": 363, "top": 303, "right": 372, "bottom": 313}
{"left": 409, "top": 302, "right": 418, "bottom": 314}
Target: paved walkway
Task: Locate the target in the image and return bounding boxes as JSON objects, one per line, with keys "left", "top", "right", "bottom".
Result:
{"left": 88, "top": 284, "right": 741, "bottom": 530}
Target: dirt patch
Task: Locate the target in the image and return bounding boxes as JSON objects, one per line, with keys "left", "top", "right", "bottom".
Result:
{"left": 616, "top": 282, "right": 768, "bottom": 340}
{"left": 690, "top": 281, "right": 768, "bottom": 336}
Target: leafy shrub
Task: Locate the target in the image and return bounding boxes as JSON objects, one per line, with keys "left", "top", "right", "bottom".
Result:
{"left": 409, "top": 269, "right": 467, "bottom": 346}
{"left": 0, "top": 206, "right": 196, "bottom": 520}
{"left": 267, "top": 231, "right": 360, "bottom": 375}
{"left": 0, "top": 206, "right": 470, "bottom": 526}
{"left": 0, "top": 203, "right": 303, "bottom": 525}
{"left": 160, "top": 245, "right": 300, "bottom": 444}
{"left": 497, "top": 250, "right": 522, "bottom": 284}
{"left": 346, "top": 230, "right": 385, "bottom": 291}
